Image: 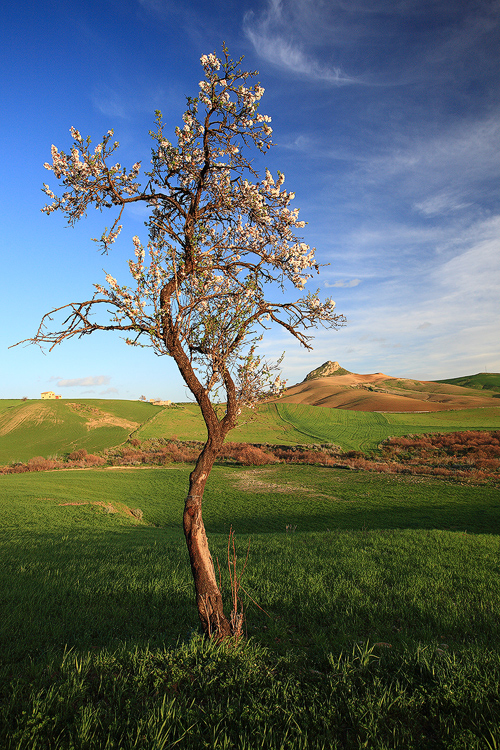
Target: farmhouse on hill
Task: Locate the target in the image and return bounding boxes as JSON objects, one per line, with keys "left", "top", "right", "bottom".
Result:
{"left": 149, "top": 398, "right": 172, "bottom": 406}
{"left": 41, "top": 391, "right": 62, "bottom": 399}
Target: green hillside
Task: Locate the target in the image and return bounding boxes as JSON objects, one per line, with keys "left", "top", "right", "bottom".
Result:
{"left": 138, "top": 401, "right": 500, "bottom": 452}
{"left": 2, "top": 397, "right": 500, "bottom": 464}
{"left": 435, "top": 372, "right": 500, "bottom": 393}
{"left": 0, "top": 399, "right": 159, "bottom": 464}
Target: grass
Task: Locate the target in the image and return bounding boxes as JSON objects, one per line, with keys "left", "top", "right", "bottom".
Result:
{"left": 1, "top": 464, "right": 500, "bottom": 747}
{"left": 2, "top": 399, "right": 500, "bottom": 465}
{"left": 137, "top": 401, "right": 500, "bottom": 452}
{"left": 0, "top": 399, "right": 159, "bottom": 464}
{"left": 436, "top": 373, "right": 500, "bottom": 393}
{"left": 2, "top": 464, "right": 499, "bottom": 534}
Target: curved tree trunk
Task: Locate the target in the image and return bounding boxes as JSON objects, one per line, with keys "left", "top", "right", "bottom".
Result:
{"left": 162, "top": 319, "right": 238, "bottom": 639}
{"left": 183, "top": 437, "right": 232, "bottom": 639}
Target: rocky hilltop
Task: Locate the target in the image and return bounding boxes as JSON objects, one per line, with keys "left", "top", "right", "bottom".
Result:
{"left": 304, "top": 361, "right": 351, "bottom": 381}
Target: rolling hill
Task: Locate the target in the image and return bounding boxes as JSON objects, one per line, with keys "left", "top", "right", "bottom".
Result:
{"left": 1, "top": 365, "right": 500, "bottom": 464}
{"left": 276, "top": 362, "right": 500, "bottom": 412}
{"left": 0, "top": 399, "right": 158, "bottom": 464}
{"left": 436, "top": 372, "right": 500, "bottom": 393}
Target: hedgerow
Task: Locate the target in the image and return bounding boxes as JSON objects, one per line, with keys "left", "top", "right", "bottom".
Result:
{"left": 1, "top": 431, "right": 499, "bottom": 483}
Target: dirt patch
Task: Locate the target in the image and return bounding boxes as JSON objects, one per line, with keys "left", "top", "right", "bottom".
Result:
{"left": 66, "top": 403, "right": 139, "bottom": 431}
{"left": 85, "top": 415, "right": 139, "bottom": 430}
{"left": 230, "top": 469, "right": 333, "bottom": 500}
{"left": 0, "top": 403, "right": 56, "bottom": 437}
{"left": 57, "top": 500, "right": 145, "bottom": 520}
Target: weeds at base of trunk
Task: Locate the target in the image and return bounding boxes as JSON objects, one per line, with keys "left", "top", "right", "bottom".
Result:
{"left": 215, "top": 526, "right": 271, "bottom": 642}
{"left": 227, "top": 526, "right": 247, "bottom": 640}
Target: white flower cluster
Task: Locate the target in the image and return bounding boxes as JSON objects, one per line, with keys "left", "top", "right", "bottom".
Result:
{"left": 105, "top": 274, "right": 118, "bottom": 290}
{"left": 41, "top": 128, "right": 141, "bottom": 236}
{"left": 200, "top": 53, "right": 221, "bottom": 70}
{"left": 40, "top": 49, "right": 344, "bottom": 380}
{"left": 306, "top": 296, "right": 337, "bottom": 319}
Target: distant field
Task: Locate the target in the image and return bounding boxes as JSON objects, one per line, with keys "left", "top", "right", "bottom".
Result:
{"left": 0, "top": 399, "right": 158, "bottom": 464}
{"left": 436, "top": 372, "right": 500, "bottom": 393}
{"left": 139, "top": 401, "right": 500, "bottom": 452}
{"left": 1, "top": 398, "right": 500, "bottom": 464}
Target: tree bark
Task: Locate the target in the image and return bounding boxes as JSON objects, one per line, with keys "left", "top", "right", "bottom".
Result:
{"left": 183, "top": 436, "right": 232, "bottom": 639}
{"left": 161, "top": 302, "right": 237, "bottom": 639}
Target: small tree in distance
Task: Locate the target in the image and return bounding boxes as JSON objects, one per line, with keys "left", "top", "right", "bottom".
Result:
{"left": 20, "top": 46, "right": 345, "bottom": 639}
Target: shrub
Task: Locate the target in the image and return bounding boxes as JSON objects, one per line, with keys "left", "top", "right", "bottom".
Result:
{"left": 68, "top": 449, "right": 88, "bottom": 461}
{"left": 221, "top": 443, "right": 277, "bottom": 466}
{"left": 84, "top": 454, "right": 106, "bottom": 466}
{"left": 0, "top": 463, "right": 29, "bottom": 474}
{"left": 27, "top": 456, "right": 62, "bottom": 471}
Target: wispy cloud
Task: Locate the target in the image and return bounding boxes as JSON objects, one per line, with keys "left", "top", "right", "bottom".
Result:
{"left": 413, "top": 192, "right": 472, "bottom": 218}
{"left": 56, "top": 376, "right": 111, "bottom": 388}
{"left": 325, "top": 279, "right": 361, "bottom": 288}
{"left": 92, "top": 87, "right": 129, "bottom": 119}
{"left": 243, "top": 0, "right": 360, "bottom": 84}
{"left": 278, "top": 212, "right": 500, "bottom": 382}
{"left": 360, "top": 111, "right": 500, "bottom": 206}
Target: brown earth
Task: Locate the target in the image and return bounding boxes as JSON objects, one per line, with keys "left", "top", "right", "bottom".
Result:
{"left": 277, "top": 372, "right": 498, "bottom": 412}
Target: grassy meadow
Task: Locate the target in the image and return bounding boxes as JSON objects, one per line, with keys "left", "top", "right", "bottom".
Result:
{"left": 0, "top": 399, "right": 158, "bottom": 465}
{"left": 2, "top": 460, "right": 500, "bottom": 748}
{"left": 2, "top": 397, "right": 500, "bottom": 466}
{"left": 137, "top": 401, "right": 500, "bottom": 452}
{"left": 437, "top": 373, "right": 500, "bottom": 393}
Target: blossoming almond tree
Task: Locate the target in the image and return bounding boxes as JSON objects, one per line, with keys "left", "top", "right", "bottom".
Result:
{"left": 22, "top": 46, "right": 345, "bottom": 639}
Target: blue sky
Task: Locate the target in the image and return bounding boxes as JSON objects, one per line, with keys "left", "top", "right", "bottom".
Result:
{"left": 2, "top": 0, "right": 499, "bottom": 401}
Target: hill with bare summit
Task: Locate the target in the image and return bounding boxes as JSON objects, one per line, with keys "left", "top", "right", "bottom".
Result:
{"left": 277, "top": 362, "right": 500, "bottom": 412}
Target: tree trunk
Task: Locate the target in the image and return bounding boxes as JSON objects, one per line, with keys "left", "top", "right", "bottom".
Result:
{"left": 183, "top": 438, "right": 232, "bottom": 639}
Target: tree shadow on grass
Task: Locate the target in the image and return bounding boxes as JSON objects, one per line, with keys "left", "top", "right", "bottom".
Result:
{"left": 1, "top": 526, "right": 196, "bottom": 667}
{"left": 2, "top": 518, "right": 500, "bottom": 674}
{"left": 202, "top": 500, "right": 500, "bottom": 536}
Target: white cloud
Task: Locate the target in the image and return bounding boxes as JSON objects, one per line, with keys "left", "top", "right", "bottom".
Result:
{"left": 57, "top": 376, "right": 111, "bottom": 388}
{"left": 413, "top": 192, "right": 472, "bottom": 217}
{"left": 277, "top": 213, "right": 500, "bottom": 382}
{"left": 243, "top": 0, "right": 360, "bottom": 84}
{"left": 326, "top": 278, "right": 361, "bottom": 288}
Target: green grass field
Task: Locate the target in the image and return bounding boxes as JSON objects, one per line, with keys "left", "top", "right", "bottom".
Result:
{"left": 2, "top": 398, "right": 500, "bottom": 466}
{"left": 1, "top": 464, "right": 500, "bottom": 748}
{"left": 436, "top": 372, "right": 500, "bottom": 393}
{"left": 138, "top": 401, "right": 500, "bottom": 451}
